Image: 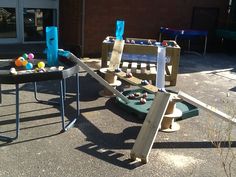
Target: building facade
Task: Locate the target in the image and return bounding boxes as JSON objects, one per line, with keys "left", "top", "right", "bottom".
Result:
{"left": 0, "top": 0, "right": 230, "bottom": 57}
{"left": 0, "top": 0, "right": 58, "bottom": 44}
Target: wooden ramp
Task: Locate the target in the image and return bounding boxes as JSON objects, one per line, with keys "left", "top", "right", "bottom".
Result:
{"left": 115, "top": 71, "right": 159, "bottom": 93}
{"left": 108, "top": 40, "right": 125, "bottom": 71}
{"left": 178, "top": 91, "right": 236, "bottom": 125}
{"left": 67, "top": 52, "right": 129, "bottom": 103}
{"left": 130, "top": 92, "right": 171, "bottom": 163}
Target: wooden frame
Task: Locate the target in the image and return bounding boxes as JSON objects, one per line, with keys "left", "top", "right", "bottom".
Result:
{"left": 101, "top": 37, "right": 181, "bottom": 86}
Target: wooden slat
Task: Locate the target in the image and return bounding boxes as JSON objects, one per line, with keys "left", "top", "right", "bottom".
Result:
{"left": 109, "top": 40, "right": 125, "bottom": 71}
{"left": 115, "top": 71, "right": 159, "bottom": 93}
{"left": 149, "top": 63, "right": 156, "bottom": 74}
{"left": 131, "top": 62, "right": 138, "bottom": 73}
{"left": 165, "top": 65, "right": 171, "bottom": 75}
{"left": 121, "top": 61, "right": 129, "bottom": 72}
{"left": 178, "top": 91, "right": 236, "bottom": 125}
{"left": 130, "top": 92, "right": 171, "bottom": 163}
{"left": 141, "top": 63, "right": 147, "bottom": 73}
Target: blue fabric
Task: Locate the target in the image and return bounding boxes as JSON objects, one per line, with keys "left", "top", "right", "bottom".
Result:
{"left": 46, "top": 26, "right": 59, "bottom": 66}
{"left": 160, "top": 27, "right": 208, "bottom": 39}
{"left": 116, "top": 20, "right": 125, "bottom": 40}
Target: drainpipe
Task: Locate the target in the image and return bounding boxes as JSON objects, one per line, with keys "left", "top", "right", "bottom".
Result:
{"left": 80, "top": 0, "right": 85, "bottom": 57}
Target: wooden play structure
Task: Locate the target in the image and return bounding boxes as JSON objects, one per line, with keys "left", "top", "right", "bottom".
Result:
{"left": 101, "top": 36, "right": 181, "bottom": 86}
{"left": 98, "top": 37, "right": 236, "bottom": 163}
{"left": 61, "top": 35, "right": 236, "bottom": 164}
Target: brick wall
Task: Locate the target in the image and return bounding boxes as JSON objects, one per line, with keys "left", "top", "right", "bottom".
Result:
{"left": 60, "top": 0, "right": 229, "bottom": 57}
{"left": 59, "top": 0, "right": 82, "bottom": 56}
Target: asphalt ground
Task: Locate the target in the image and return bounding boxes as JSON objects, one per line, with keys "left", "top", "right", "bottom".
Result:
{"left": 0, "top": 51, "right": 236, "bottom": 177}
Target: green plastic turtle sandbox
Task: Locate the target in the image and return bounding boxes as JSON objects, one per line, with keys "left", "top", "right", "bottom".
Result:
{"left": 116, "top": 89, "right": 199, "bottom": 120}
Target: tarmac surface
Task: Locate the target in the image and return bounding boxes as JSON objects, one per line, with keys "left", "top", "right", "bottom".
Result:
{"left": 0, "top": 51, "right": 236, "bottom": 177}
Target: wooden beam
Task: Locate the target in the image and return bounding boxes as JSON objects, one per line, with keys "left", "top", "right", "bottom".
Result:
{"left": 115, "top": 71, "right": 159, "bottom": 93}
{"left": 68, "top": 52, "right": 129, "bottom": 103}
{"left": 178, "top": 91, "right": 236, "bottom": 125}
{"left": 130, "top": 92, "right": 171, "bottom": 163}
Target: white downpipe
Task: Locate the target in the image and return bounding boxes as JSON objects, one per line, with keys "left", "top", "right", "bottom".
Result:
{"left": 156, "top": 46, "right": 166, "bottom": 90}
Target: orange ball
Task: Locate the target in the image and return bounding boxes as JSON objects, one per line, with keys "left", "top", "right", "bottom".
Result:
{"left": 15, "top": 59, "right": 22, "bottom": 67}
{"left": 22, "top": 60, "right": 28, "bottom": 66}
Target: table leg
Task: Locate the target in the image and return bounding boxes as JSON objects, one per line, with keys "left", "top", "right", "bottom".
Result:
{"left": 59, "top": 74, "right": 79, "bottom": 132}
{"left": 0, "top": 84, "right": 2, "bottom": 104}
{"left": 33, "top": 82, "right": 60, "bottom": 105}
{"left": 76, "top": 73, "right": 80, "bottom": 117}
{"left": 0, "top": 84, "right": 20, "bottom": 142}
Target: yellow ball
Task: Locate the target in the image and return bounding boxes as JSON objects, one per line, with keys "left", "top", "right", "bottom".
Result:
{"left": 22, "top": 60, "right": 28, "bottom": 66}
{"left": 38, "top": 61, "right": 45, "bottom": 68}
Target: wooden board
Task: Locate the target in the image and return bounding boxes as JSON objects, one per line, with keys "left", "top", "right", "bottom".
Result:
{"left": 68, "top": 53, "right": 129, "bottom": 103}
{"left": 108, "top": 40, "right": 125, "bottom": 71}
{"left": 178, "top": 91, "right": 236, "bottom": 125}
{"left": 130, "top": 92, "right": 171, "bottom": 163}
{"left": 115, "top": 71, "right": 159, "bottom": 93}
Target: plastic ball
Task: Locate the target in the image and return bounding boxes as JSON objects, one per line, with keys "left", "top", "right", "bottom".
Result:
{"left": 10, "top": 67, "right": 17, "bottom": 75}
{"left": 22, "top": 53, "right": 28, "bottom": 59}
{"left": 161, "top": 41, "right": 168, "bottom": 46}
{"left": 126, "top": 72, "right": 133, "bottom": 78}
{"left": 22, "top": 60, "right": 28, "bottom": 66}
{"left": 142, "top": 92, "right": 148, "bottom": 98}
{"left": 140, "top": 98, "right": 147, "bottom": 104}
{"left": 15, "top": 59, "right": 22, "bottom": 67}
{"left": 115, "top": 68, "right": 121, "bottom": 73}
{"left": 148, "top": 40, "right": 152, "bottom": 45}
{"left": 141, "top": 80, "right": 149, "bottom": 85}
{"left": 131, "top": 40, "right": 135, "bottom": 44}
{"left": 25, "top": 62, "right": 33, "bottom": 70}
{"left": 28, "top": 53, "right": 34, "bottom": 60}
{"left": 18, "top": 56, "right": 25, "bottom": 62}
{"left": 128, "top": 94, "right": 135, "bottom": 99}
{"left": 38, "top": 61, "right": 45, "bottom": 68}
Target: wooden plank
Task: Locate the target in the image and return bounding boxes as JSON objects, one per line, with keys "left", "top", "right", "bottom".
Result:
{"left": 68, "top": 52, "right": 129, "bottom": 103}
{"left": 109, "top": 40, "right": 125, "bottom": 71}
{"left": 178, "top": 91, "right": 236, "bottom": 125}
{"left": 115, "top": 71, "right": 159, "bottom": 93}
{"left": 130, "top": 92, "right": 171, "bottom": 163}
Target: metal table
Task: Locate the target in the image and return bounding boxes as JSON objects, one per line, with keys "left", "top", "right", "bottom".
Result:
{"left": 0, "top": 56, "right": 80, "bottom": 142}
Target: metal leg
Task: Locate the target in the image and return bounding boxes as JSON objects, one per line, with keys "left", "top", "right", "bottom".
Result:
{"left": 0, "top": 84, "right": 20, "bottom": 142}
{"left": 0, "top": 84, "right": 2, "bottom": 104}
{"left": 63, "top": 79, "right": 66, "bottom": 99}
{"left": 76, "top": 73, "right": 80, "bottom": 117}
{"left": 59, "top": 80, "right": 65, "bottom": 131}
{"left": 33, "top": 82, "right": 60, "bottom": 105}
{"left": 59, "top": 75, "right": 79, "bottom": 132}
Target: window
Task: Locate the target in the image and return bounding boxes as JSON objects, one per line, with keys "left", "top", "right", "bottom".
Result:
{"left": 0, "top": 0, "right": 59, "bottom": 44}
{"left": 24, "top": 8, "right": 55, "bottom": 41}
{"left": 0, "top": 8, "right": 16, "bottom": 38}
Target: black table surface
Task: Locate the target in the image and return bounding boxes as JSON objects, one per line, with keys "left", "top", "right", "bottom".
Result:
{"left": 0, "top": 57, "right": 79, "bottom": 84}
